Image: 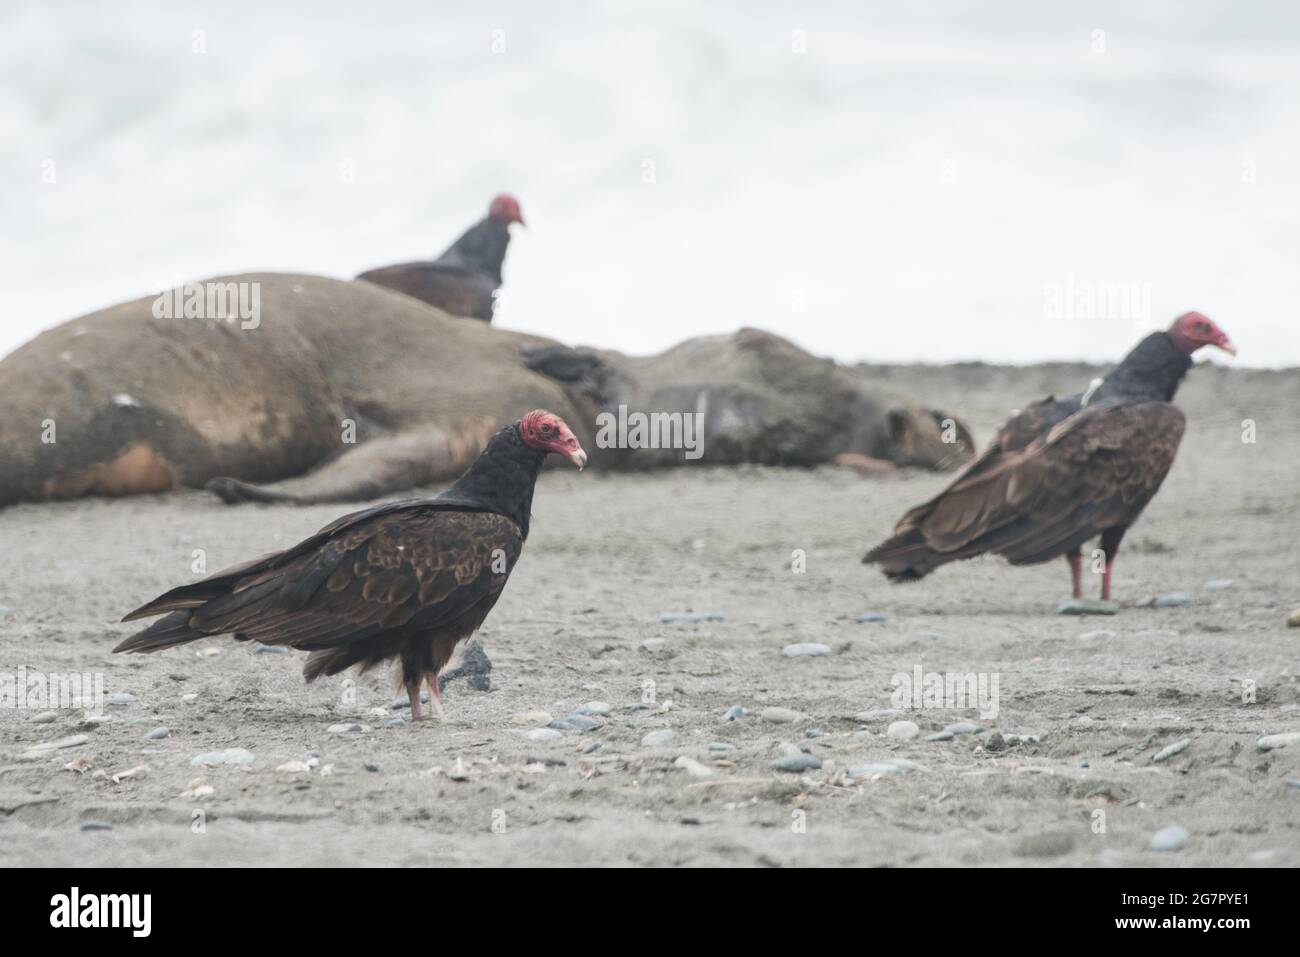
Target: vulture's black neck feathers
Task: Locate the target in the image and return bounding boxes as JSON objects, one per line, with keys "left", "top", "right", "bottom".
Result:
{"left": 444, "top": 424, "right": 544, "bottom": 538}
{"left": 433, "top": 217, "right": 511, "bottom": 284}
{"left": 1093, "top": 332, "right": 1193, "bottom": 404}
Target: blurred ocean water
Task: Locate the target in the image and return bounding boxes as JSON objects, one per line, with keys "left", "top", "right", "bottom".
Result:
{"left": 2, "top": 0, "right": 1298, "bottom": 365}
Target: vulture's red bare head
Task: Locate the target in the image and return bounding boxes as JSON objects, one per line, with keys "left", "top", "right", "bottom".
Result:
{"left": 1168, "top": 311, "right": 1236, "bottom": 357}
{"left": 488, "top": 194, "right": 525, "bottom": 227}
{"left": 519, "top": 410, "right": 586, "bottom": 469}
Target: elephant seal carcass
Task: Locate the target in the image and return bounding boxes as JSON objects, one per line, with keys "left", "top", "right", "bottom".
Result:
{"left": 0, "top": 274, "right": 975, "bottom": 508}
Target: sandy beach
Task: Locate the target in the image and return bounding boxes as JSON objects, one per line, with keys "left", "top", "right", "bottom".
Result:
{"left": 2, "top": 361, "right": 1297, "bottom": 867}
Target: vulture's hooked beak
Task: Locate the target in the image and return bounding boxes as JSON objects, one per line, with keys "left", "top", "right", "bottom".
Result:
{"left": 567, "top": 447, "right": 588, "bottom": 470}
{"left": 1216, "top": 338, "right": 1237, "bottom": 357}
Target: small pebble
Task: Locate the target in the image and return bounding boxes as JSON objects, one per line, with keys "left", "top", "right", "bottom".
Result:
{"left": 708, "top": 742, "right": 735, "bottom": 752}
{"left": 853, "top": 708, "right": 902, "bottom": 722}
{"left": 327, "top": 723, "right": 363, "bottom": 734}
{"left": 1287, "top": 609, "right": 1300, "bottom": 628}
{"left": 384, "top": 717, "right": 405, "bottom": 727}
{"left": 144, "top": 727, "right": 171, "bottom": 741}
{"left": 581, "top": 742, "right": 601, "bottom": 754}
{"left": 364, "top": 762, "right": 381, "bottom": 772}
{"left": 1012, "top": 831, "right": 1076, "bottom": 858}
{"left": 925, "top": 731, "right": 954, "bottom": 742}
{"left": 847, "top": 762, "right": 903, "bottom": 777}
{"left": 855, "top": 612, "right": 888, "bottom": 623}
{"left": 390, "top": 690, "right": 430, "bottom": 708}
{"left": 1257, "top": 731, "right": 1300, "bottom": 751}
{"left": 772, "top": 753, "right": 823, "bottom": 773}
{"left": 1072, "top": 715, "right": 1095, "bottom": 728}
{"left": 1152, "top": 738, "right": 1192, "bottom": 763}
{"left": 658, "top": 611, "right": 725, "bottom": 622}
{"left": 252, "top": 643, "right": 289, "bottom": 654}
{"left": 945, "top": 721, "right": 983, "bottom": 735}
{"left": 641, "top": 730, "right": 674, "bottom": 747}
{"left": 79, "top": 820, "right": 113, "bottom": 832}
{"left": 525, "top": 728, "right": 564, "bottom": 743}
{"left": 557, "top": 714, "right": 601, "bottom": 731}
{"left": 1204, "top": 579, "right": 1233, "bottom": 589}
{"left": 1056, "top": 599, "right": 1119, "bottom": 616}
{"left": 20, "top": 735, "right": 89, "bottom": 759}
{"left": 723, "top": 705, "right": 745, "bottom": 721}
{"left": 984, "top": 731, "right": 1007, "bottom": 752}
{"left": 886, "top": 720, "right": 919, "bottom": 740}
{"left": 639, "top": 638, "right": 668, "bottom": 652}
{"left": 189, "top": 748, "right": 254, "bottom": 767}
{"left": 1286, "top": 779, "right": 1300, "bottom": 790}
{"left": 1152, "top": 593, "right": 1190, "bottom": 608}
{"left": 107, "top": 692, "right": 137, "bottom": 706}
{"left": 196, "top": 647, "right": 222, "bottom": 658}
{"left": 782, "top": 642, "right": 830, "bottom": 657}
{"left": 805, "top": 728, "right": 825, "bottom": 739}
{"left": 575, "top": 701, "right": 610, "bottom": 716}
{"left": 760, "top": 707, "right": 808, "bottom": 724}
{"left": 31, "top": 711, "right": 58, "bottom": 724}
{"left": 674, "top": 756, "right": 715, "bottom": 779}
{"left": 1150, "top": 825, "right": 1189, "bottom": 852}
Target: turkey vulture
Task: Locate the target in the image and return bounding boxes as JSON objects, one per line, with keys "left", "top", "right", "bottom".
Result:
{"left": 115, "top": 410, "right": 585, "bottom": 719}
{"left": 863, "top": 313, "right": 1235, "bottom": 607}
{"left": 356, "top": 193, "right": 524, "bottom": 322}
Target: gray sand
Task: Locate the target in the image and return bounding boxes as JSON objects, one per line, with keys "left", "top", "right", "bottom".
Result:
{"left": 1, "top": 363, "right": 1297, "bottom": 867}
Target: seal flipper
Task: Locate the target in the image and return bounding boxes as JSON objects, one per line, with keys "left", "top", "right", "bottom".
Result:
{"left": 206, "top": 421, "right": 497, "bottom": 506}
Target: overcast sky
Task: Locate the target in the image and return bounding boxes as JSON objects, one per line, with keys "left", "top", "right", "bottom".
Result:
{"left": 3, "top": 0, "right": 1298, "bottom": 366}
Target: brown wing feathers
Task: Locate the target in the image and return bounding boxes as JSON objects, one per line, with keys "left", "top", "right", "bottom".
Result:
{"left": 865, "top": 401, "right": 1185, "bottom": 578}
{"left": 114, "top": 510, "right": 523, "bottom": 678}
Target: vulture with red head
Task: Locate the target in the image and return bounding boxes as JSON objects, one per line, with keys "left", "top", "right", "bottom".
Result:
{"left": 357, "top": 193, "right": 525, "bottom": 322}
{"left": 115, "top": 411, "right": 585, "bottom": 719}
{"left": 864, "top": 313, "right": 1236, "bottom": 608}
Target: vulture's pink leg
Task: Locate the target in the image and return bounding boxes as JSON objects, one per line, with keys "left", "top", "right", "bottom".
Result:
{"left": 407, "top": 681, "right": 425, "bottom": 721}
{"left": 427, "top": 674, "right": 445, "bottom": 720}
{"left": 1067, "top": 552, "right": 1083, "bottom": 599}
{"left": 1101, "top": 561, "right": 1114, "bottom": 602}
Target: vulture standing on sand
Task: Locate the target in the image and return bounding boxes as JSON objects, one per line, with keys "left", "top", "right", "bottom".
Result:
{"left": 863, "top": 313, "right": 1235, "bottom": 608}
{"left": 115, "top": 411, "right": 586, "bottom": 719}
{"left": 356, "top": 193, "right": 525, "bottom": 322}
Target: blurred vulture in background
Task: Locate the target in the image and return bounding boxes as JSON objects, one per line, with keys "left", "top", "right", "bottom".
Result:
{"left": 357, "top": 193, "right": 525, "bottom": 322}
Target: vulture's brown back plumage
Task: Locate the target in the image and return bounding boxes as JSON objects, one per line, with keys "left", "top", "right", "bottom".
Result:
{"left": 118, "top": 509, "right": 521, "bottom": 681}
{"left": 115, "top": 418, "right": 559, "bottom": 690}
{"left": 864, "top": 331, "right": 1194, "bottom": 580}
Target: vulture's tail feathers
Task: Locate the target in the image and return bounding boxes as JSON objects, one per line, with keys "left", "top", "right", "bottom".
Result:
{"left": 113, "top": 611, "right": 207, "bottom": 654}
